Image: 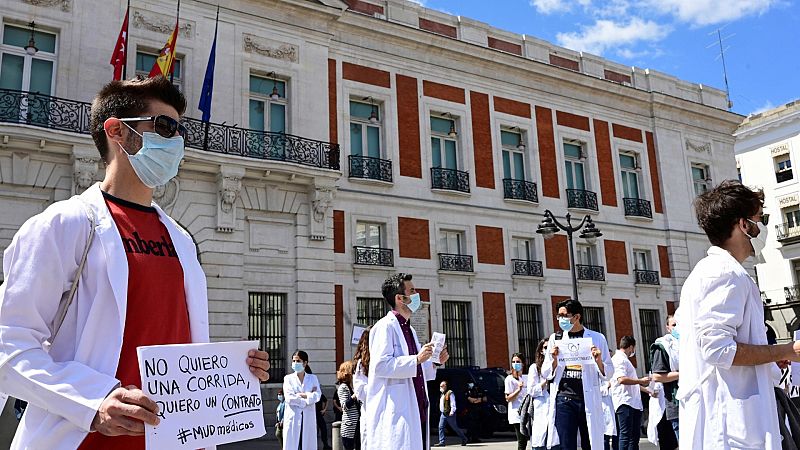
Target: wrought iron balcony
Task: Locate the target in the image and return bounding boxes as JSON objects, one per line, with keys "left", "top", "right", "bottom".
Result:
{"left": 776, "top": 223, "right": 800, "bottom": 243}
{"left": 623, "top": 197, "right": 652, "bottom": 219}
{"left": 353, "top": 246, "right": 394, "bottom": 267}
{"left": 348, "top": 155, "right": 392, "bottom": 183}
{"left": 0, "top": 88, "right": 340, "bottom": 170}
{"left": 512, "top": 259, "right": 544, "bottom": 277}
{"left": 439, "top": 253, "right": 474, "bottom": 272}
{"left": 785, "top": 285, "right": 800, "bottom": 302}
{"left": 776, "top": 169, "right": 794, "bottom": 183}
{"left": 634, "top": 269, "right": 660, "bottom": 285}
{"left": 566, "top": 189, "right": 599, "bottom": 211}
{"left": 431, "top": 167, "right": 470, "bottom": 193}
{"left": 576, "top": 264, "right": 605, "bottom": 281}
{"left": 503, "top": 179, "right": 539, "bottom": 203}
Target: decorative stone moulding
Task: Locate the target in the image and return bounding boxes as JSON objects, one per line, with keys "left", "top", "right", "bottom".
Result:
{"left": 308, "top": 184, "right": 336, "bottom": 240}
{"left": 153, "top": 178, "right": 180, "bottom": 211}
{"left": 216, "top": 166, "right": 244, "bottom": 233}
{"left": 242, "top": 33, "right": 299, "bottom": 63}
{"left": 72, "top": 156, "right": 99, "bottom": 195}
{"left": 21, "top": 0, "right": 71, "bottom": 12}
{"left": 686, "top": 138, "right": 712, "bottom": 154}
{"left": 132, "top": 10, "right": 193, "bottom": 39}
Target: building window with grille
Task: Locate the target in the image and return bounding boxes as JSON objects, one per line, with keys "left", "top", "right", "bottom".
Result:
{"left": 350, "top": 99, "right": 382, "bottom": 158}
{"left": 775, "top": 154, "right": 793, "bottom": 183}
{"left": 502, "top": 129, "right": 526, "bottom": 181}
{"left": 355, "top": 222, "right": 384, "bottom": 248}
{"left": 442, "top": 300, "right": 473, "bottom": 367}
{"left": 1, "top": 24, "right": 57, "bottom": 124}
{"left": 582, "top": 306, "right": 606, "bottom": 336}
{"left": 639, "top": 309, "right": 661, "bottom": 371}
{"left": 248, "top": 292, "right": 286, "bottom": 383}
{"left": 356, "top": 297, "right": 388, "bottom": 327}
{"left": 563, "top": 140, "right": 587, "bottom": 190}
{"left": 619, "top": 153, "right": 642, "bottom": 199}
{"left": 431, "top": 115, "right": 459, "bottom": 170}
{"left": 516, "top": 304, "right": 543, "bottom": 363}
{"left": 691, "top": 163, "right": 711, "bottom": 196}
{"left": 249, "top": 74, "right": 287, "bottom": 134}
{"left": 135, "top": 51, "right": 181, "bottom": 90}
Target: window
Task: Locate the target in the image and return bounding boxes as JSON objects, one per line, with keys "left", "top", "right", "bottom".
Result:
{"left": 775, "top": 154, "right": 794, "bottom": 183}
{"left": 356, "top": 297, "right": 388, "bottom": 327}
{"left": 582, "top": 306, "right": 606, "bottom": 337}
{"left": 563, "top": 141, "right": 586, "bottom": 190}
{"left": 691, "top": 163, "right": 711, "bottom": 196}
{"left": 502, "top": 129, "right": 526, "bottom": 181}
{"left": 619, "top": 153, "right": 641, "bottom": 199}
{"left": 248, "top": 292, "right": 286, "bottom": 382}
{"left": 511, "top": 237, "right": 534, "bottom": 261}
{"left": 249, "top": 74, "right": 287, "bottom": 134}
{"left": 431, "top": 115, "right": 458, "bottom": 169}
{"left": 135, "top": 51, "right": 182, "bottom": 90}
{"left": 439, "top": 230, "right": 464, "bottom": 254}
{"left": 633, "top": 249, "right": 652, "bottom": 271}
{"left": 355, "top": 222, "right": 383, "bottom": 248}
{"left": 576, "top": 243, "right": 597, "bottom": 266}
{"left": 350, "top": 99, "right": 381, "bottom": 158}
{"left": 516, "top": 304, "right": 543, "bottom": 362}
{"left": 442, "top": 300, "right": 473, "bottom": 367}
{"left": 1, "top": 24, "right": 57, "bottom": 123}
{"left": 639, "top": 309, "right": 661, "bottom": 372}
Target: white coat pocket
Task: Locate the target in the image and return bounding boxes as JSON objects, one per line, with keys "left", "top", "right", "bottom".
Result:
{"left": 724, "top": 394, "right": 765, "bottom": 448}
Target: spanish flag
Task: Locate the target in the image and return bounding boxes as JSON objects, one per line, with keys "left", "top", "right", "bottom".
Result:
{"left": 148, "top": 19, "right": 179, "bottom": 78}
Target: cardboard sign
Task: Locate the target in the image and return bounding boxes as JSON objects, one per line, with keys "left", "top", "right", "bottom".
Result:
{"left": 351, "top": 324, "right": 368, "bottom": 346}
{"left": 430, "top": 332, "right": 446, "bottom": 365}
{"left": 554, "top": 338, "right": 594, "bottom": 365}
{"left": 137, "top": 341, "right": 266, "bottom": 449}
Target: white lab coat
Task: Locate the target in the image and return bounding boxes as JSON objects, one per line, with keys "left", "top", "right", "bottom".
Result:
{"left": 0, "top": 183, "right": 210, "bottom": 450}
{"left": 526, "top": 364, "right": 551, "bottom": 447}
{"left": 542, "top": 328, "right": 613, "bottom": 450}
{"left": 676, "top": 246, "right": 781, "bottom": 450}
{"left": 282, "top": 372, "right": 321, "bottom": 450}
{"left": 353, "top": 360, "right": 368, "bottom": 447}
{"left": 599, "top": 380, "right": 617, "bottom": 437}
{"left": 365, "top": 311, "right": 435, "bottom": 450}
{"left": 647, "top": 381, "right": 665, "bottom": 446}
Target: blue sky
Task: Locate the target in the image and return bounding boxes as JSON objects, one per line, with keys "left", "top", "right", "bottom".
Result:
{"left": 415, "top": 0, "right": 799, "bottom": 116}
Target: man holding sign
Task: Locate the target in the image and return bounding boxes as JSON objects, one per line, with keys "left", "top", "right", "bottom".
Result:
{"left": 542, "top": 299, "right": 612, "bottom": 450}
{"left": 0, "top": 77, "right": 270, "bottom": 450}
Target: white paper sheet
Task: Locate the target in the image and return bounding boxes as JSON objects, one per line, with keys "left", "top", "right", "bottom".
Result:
{"left": 554, "top": 337, "right": 594, "bottom": 365}
{"left": 430, "top": 332, "right": 446, "bottom": 365}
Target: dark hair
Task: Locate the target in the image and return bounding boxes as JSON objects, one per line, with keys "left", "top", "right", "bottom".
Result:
{"left": 382, "top": 273, "right": 413, "bottom": 308}
{"left": 534, "top": 338, "right": 548, "bottom": 375}
{"left": 352, "top": 326, "right": 371, "bottom": 377}
{"left": 694, "top": 180, "right": 764, "bottom": 246}
{"left": 511, "top": 352, "right": 525, "bottom": 374}
{"left": 90, "top": 76, "right": 187, "bottom": 162}
{"left": 619, "top": 335, "right": 636, "bottom": 349}
{"left": 292, "top": 350, "right": 313, "bottom": 374}
{"left": 556, "top": 298, "right": 583, "bottom": 324}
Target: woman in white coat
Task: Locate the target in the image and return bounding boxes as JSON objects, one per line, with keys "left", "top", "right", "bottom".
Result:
{"left": 352, "top": 328, "right": 371, "bottom": 448}
{"left": 283, "top": 350, "right": 322, "bottom": 450}
{"left": 526, "top": 338, "right": 551, "bottom": 450}
{"left": 505, "top": 352, "right": 528, "bottom": 450}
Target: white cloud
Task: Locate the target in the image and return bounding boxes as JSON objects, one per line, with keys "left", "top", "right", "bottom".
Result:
{"left": 556, "top": 18, "right": 671, "bottom": 55}
{"left": 642, "top": 0, "right": 776, "bottom": 26}
{"left": 529, "top": 0, "right": 571, "bottom": 14}
{"left": 750, "top": 100, "right": 776, "bottom": 115}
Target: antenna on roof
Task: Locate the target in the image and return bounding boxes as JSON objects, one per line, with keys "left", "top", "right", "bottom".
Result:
{"left": 707, "top": 26, "right": 734, "bottom": 110}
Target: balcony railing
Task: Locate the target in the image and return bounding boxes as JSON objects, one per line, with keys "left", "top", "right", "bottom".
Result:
{"left": 776, "top": 223, "right": 800, "bottom": 243}
{"left": 634, "top": 269, "right": 660, "bottom": 285}
{"left": 353, "top": 246, "right": 394, "bottom": 267}
{"left": 623, "top": 197, "right": 653, "bottom": 219}
{"left": 566, "top": 189, "right": 599, "bottom": 211}
{"left": 512, "top": 259, "right": 544, "bottom": 277}
{"left": 431, "top": 167, "right": 470, "bottom": 193}
{"left": 776, "top": 169, "right": 794, "bottom": 183}
{"left": 348, "top": 155, "right": 392, "bottom": 183}
{"left": 439, "top": 253, "right": 474, "bottom": 272}
{"left": 503, "top": 179, "right": 539, "bottom": 203}
{"left": 785, "top": 285, "right": 800, "bottom": 302}
{"left": 0, "top": 88, "right": 340, "bottom": 170}
{"left": 576, "top": 264, "right": 605, "bottom": 281}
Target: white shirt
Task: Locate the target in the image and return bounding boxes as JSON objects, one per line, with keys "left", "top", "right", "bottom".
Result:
{"left": 504, "top": 374, "right": 525, "bottom": 424}
{"left": 439, "top": 391, "right": 456, "bottom": 415}
{"left": 611, "top": 349, "right": 642, "bottom": 411}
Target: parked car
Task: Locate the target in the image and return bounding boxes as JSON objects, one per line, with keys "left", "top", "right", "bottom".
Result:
{"left": 427, "top": 366, "right": 512, "bottom": 437}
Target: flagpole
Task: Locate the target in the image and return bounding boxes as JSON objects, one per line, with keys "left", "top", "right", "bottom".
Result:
{"left": 171, "top": 0, "right": 180, "bottom": 83}
{"left": 202, "top": 5, "right": 219, "bottom": 152}
{"left": 123, "top": 0, "right": 130, "bottom": 79}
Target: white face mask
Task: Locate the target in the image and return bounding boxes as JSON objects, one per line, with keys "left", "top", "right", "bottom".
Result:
{"left": 746, "top": 219, "right": 768, "bottom": 264}
{"left": 120, "top": 123, "right": 184, "bottom": 188}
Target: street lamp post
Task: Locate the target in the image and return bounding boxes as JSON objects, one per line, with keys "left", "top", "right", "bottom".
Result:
{"left": 536, "top": 210, "right": 602, "bottom": 301}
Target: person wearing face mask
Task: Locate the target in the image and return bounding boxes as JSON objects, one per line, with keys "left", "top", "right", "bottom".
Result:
{"left": 505, "top": 353, "right": 529, "bottom": 450}
{"left": 434, "top": 381, "right": 468, "bottom": 447}
{"left": 283, "top": 350, "right": 321, "bottom": 450}
{"left": 676, "top": 180, "right": 800, "bottom": 450}
{"left": 276, "top": 389, "right": 286, "bottom": 445}
{"left": 648, "top": 315, "right": 680, "bottom": 449}
{"left": 365, "top": 273, "right": 450, "bottom": 450}
{"left": 464, "top": 381, "right": 487, "bottom": 443}
{"left": 610, "top": 336, "right": 650, "bottom": 450}
{"left": 0, "top": 77, "right": 271, "bottom": 450}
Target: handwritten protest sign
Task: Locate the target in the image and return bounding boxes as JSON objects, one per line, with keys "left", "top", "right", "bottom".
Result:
{"left": 554, "top": 338, "right": 594, "bottom": 365}
{"left": 137, "top": 341, "right": 265, "bottom": 449}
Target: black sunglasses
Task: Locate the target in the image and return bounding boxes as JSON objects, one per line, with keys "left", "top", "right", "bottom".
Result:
{"left": 748, "top": 214, "right": 770, "bottom": 226}
{"left": 119, "top": 115, "right": 187, "bottom": 139}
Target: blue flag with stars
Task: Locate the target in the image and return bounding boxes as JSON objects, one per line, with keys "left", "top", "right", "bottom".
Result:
{"left": 198, "top": 6, "right": 218, "bottom": 123}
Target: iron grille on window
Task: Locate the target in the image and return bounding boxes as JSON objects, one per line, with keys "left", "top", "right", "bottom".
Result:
{"left": 566, "top": 188, "right": 599, "bottom": 211}
{"left": 512, "top": 259, "right": 544, "bottom": 277}
{"left": 582, "top": 306, "right": 606, "bottom": 337}
{"left": 516, "top": 304, "right": 543, "bottom": 363}
{"left": 439, "top": 253, "right": 474, "bottom": 272}
{"left": 248, "top": 292, "right": 286, "bottom": 382}
{"left": 503, "top": 179, "right": 539, "bottom": 203}
{"left": 576, "top": 264, "right": 605, "bottom": 281}
{"left": 639, "top": 309, "right": 661, "bottom": 372}
{"left": 785, "top": 285, "right": 800, "bottom": 302}
{"left": 357, "top": 297, "right": 388, "bottom": 327}
{"left": 348, "top": 155, "right": 393, "bottom": 182}
{"left": 623, "top": 198, "right": 652, "bottom": 219}
{"left": 353, "top": 246, "right": 394, "bottom": 266}
{"left": 634, "top": 269, "right": 660, "bottom": 285}
{"left": 442, "top": 301, "right": 473, "bottom": 367}
{"left": 431, "top": 167, "right": 470, "bottom": 193}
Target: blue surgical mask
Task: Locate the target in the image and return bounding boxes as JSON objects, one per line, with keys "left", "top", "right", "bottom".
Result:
{"left": 277, "top": 395, "right": 284, "bottom": 402}
{"left": 671, "top": 327, "right": 680, "bottom": 340}
{"left": 292, "top": 362, "right": 305, "bottom": 373}
{"left": 405, "top": 293, "right": 422, "bottom": 313}
{"left": 512, "top": 362, "right": 523, "bottom": 372}
{"left": 558, "top": 317, "right": 574, "bottom": 332}
{"left": 121, "top": 124, "right": 184, "bottom": 188}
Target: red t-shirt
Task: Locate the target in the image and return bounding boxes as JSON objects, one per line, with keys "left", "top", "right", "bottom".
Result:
{"left": 79, "top": 192, "right": 192, "bottom": 450}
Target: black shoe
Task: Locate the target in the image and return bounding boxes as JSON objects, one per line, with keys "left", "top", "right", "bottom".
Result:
{"left": 461, "top": 439, "right": 468, "bottom": 446}
{"left": 433, "top": 444, "right": 446, "bottom": 447}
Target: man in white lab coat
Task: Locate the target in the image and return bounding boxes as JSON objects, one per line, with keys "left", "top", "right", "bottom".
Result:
{"left": 677, "top": 180, "right": 800, "bottom": 450}
{"left": 365, "top": 273, "right": 449, "bottom": 450}
{"left": 0, "top": 76, "right": 270, "bottom": 450}
{"left": 542, "top": 298, "right": 613, "bottom": 450}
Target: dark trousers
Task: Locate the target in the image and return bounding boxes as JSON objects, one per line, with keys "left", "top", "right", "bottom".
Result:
{"left": 554, "top": 394, "right": 591, "bottom": 450}
{"left": 615, "top": 404, "right": 642, "bottom": 450}
{"left": 342, "top": 434, "right": 361, "bottom": 450}
{"left": 466, "top": 407, "right": 485, "bottom": 440}
{"left": 512, "top": 423, "right": 529, "bottom": 450}
{"left": 317, "top": 412, "right": 330, "bottom": 449}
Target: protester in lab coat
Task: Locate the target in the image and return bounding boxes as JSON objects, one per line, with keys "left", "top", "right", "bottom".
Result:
{"left": 649, "top": 315, "right": 679, "bottom": 448}
{"left": 526, "top": 338, "right": 552, "bottom": 450}
{"left": 505, "top": 352, "right": 529, "bottom": 450}
{"left": 364, "top": 273, "right": 449, "bottom": 450}
{"left": 283, "top": 350, "right": 322, "bottom": 450}
{"left": 600, "top": 378, "right": 617, "bottom": 450}
{"left": 677, "top": 180, "right": 800, "bottom": 450}
{"left": 0, "top": 77, "right": 270, "bottom": 450}
{"left": 542, "top": 298, "right": 613, "bottom": 450}
{"left": 352, "top": 327, "right": 371, "bottom": 447}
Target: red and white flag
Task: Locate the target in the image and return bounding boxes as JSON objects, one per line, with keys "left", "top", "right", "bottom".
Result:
{"left": 110, "top": 7, "right": 129, "bottom": 80}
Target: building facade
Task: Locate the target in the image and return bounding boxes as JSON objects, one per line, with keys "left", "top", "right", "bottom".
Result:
{"left": 0, "top": 0, "right": 740, "bottom": 397}
{"left": 735, "top": 100, "right": 800, "bottom": 342}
